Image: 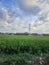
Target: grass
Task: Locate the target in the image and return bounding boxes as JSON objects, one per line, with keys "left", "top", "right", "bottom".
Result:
{"left": 0, "top": 34, "right": 49, "bottom": 64}
{"left": 0, "top": 34, "right": 49, "bottom": 55}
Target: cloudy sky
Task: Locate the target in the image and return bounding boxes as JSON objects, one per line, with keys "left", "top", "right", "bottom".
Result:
{"left": 0, "top": 0, "right": 49, "bottom": 33}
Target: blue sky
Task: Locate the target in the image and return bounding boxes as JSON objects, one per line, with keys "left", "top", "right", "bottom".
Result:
{"left": 0, "top": 0, "right": 49, "bottom": 33}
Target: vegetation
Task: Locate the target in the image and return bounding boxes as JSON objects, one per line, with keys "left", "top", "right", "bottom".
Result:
{"left": 0, "top": 34, "right": 49, "bottom": 65}
{"left": 0, "top": 35, "right": 49, "bottom": 55}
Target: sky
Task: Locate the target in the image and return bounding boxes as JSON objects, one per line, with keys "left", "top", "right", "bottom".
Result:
{"left": 0, "top": 0, "right": 49, "bottom": 33}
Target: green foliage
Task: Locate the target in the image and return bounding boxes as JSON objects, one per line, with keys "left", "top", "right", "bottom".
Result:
{"left": 0, "top": 53, "right": 33, "bottom": 65}
{"left": 0, "top": 35, "right": 49, "bottom": 55}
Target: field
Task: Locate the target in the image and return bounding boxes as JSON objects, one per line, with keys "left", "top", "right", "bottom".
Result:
{"left": 0, "top": 35, "right": 49, "bottom": 55}
{"left": 0, "top": 34, "right": 49, "bottom": 65}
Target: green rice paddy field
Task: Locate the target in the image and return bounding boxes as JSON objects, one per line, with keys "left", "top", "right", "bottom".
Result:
{"left": 0, "top": 34, "right": 49, "bottom": 64}
{"left": 0, "top": 34, "right": 49, "bottom": 55}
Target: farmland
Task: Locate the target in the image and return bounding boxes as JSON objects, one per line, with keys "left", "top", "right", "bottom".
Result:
{"left": 0, "top": 34, "right": 49, "bottom": 65}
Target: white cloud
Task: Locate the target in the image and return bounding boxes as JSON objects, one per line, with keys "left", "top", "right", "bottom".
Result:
{"left": 19, "top": 0, "right": 38, "bottom": 7}
{"left": 17, "top": 0, "right": 41, "bottom": 15}
{"left": 0, "top": 8, "right": 10, "bottom": 22}
{"left": 0, "top": 0, "right": 49, "bottom": 33}
{"left": 0, "top": 7, "right": 10, "bottom": 27}
{"left": 0, "top": 7, "right": 28, "bottom": 33}
{"left": 18, "top": 0, "right": 49, "bottom": 22}
{"left": 11, "top": 17, "right": 29, "bottom": 33}
{"left": 0, "top": 7, "right": 11, "bottom": 32}
{"left": 32, "top": 22, "right": 49, "bottom": 34}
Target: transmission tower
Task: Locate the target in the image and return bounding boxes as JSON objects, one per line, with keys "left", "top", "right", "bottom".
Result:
{"left": 29, "top": 23, "right": 31, "bottom": 35}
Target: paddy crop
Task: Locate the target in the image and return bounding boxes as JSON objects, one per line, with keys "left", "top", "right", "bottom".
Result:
{"left": 0, "top": 34, "right": 49, "bottom": 55}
